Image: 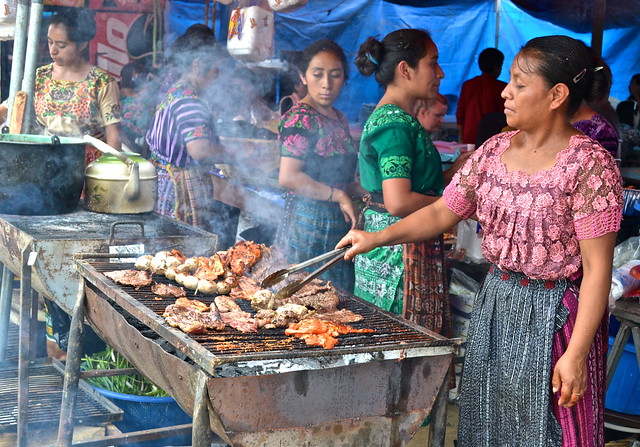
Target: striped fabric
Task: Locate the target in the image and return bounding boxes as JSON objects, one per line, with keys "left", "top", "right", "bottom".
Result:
{"left": 153, "top": 159, "right": 215, "bottom": 233}
{"left": 458, "top": 265, "right": 568, "bottom": 446}
{"left": 402, "top": 236, "right": 451, "bottom": 337}
{"left": 275, "top": 194, "right": 355, "bottom": 293}
{"left": 146, "top": 82, "right": 215, "bottom": 169}
{"left": 551, "top": 286, "right": 607, "bottom": 447}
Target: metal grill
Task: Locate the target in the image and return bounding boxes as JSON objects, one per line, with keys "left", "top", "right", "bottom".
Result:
{"left": 78, "top": 260, "right": 452, "bottom": 366}
{"left": 0, "top": 363, "right": 122, "bottom": 432}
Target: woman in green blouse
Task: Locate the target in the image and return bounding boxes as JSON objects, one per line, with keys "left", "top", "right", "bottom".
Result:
{"left": 353, "top": 29, "right": 470, "bottom": 334}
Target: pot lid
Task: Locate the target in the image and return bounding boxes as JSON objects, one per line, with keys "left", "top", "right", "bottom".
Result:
{"left": 0, "top": 133, "right": 85, "bottom": 146}
{"left": 85, "top": 152, "right": 157, "bottom": 180}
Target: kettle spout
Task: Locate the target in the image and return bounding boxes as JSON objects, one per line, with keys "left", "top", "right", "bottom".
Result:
{"left": 124, "top": 162, "right": 141, "bottom": 201}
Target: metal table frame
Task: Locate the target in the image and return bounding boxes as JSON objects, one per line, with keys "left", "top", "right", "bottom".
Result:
{"left": 56, "top": 258, "right": 454, "bottom": 447}
{"left": 0, "top": 211, "right": 217, "bottom": 447}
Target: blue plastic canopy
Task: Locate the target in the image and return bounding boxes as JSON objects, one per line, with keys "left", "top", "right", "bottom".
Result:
{"left": 167, "top": 0, "right": 640, "bottom": 122}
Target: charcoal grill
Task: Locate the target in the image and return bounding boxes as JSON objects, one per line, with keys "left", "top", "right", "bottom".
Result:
{"left": 0, "top": 210, "right": 217, "bottom": 446}
{"left": 58, "top": 258, "right": 459, "bottom": 446}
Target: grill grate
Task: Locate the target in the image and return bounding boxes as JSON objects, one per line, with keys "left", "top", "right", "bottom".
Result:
{"left": 0, "top": 363, "right": 122, "bottom": 432}
{"left": 85, "top": 261, "right": 449, "bottom": 358}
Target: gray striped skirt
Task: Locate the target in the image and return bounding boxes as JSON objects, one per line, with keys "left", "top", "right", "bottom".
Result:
{"left": 458, "top": 265, "right": 571, "bottom": 446}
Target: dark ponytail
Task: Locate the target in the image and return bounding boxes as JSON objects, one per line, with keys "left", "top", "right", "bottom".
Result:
{"left": 520, "top": 36, "right": 596, "bottom": 116}
{"left": 354, "top": 29, "right": 432, "bottom": 88}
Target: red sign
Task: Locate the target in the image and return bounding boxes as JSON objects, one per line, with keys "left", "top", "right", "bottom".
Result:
{"left": 89, "top": 0, "right": 156, "bottom": 13}
{"left": 44, "top": 0, "right": 86, "bottom": 7}
{"left": 90, "top": 12, "right": 155, "bottom": 79}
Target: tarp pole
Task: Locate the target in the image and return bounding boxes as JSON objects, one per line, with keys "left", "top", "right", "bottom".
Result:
{"left": 494, "top": 0, "right": 501, "bottom": 49}
{"left": 592, "top": 0, "right": 606, "bottom": 56}
{"left": 6, "top": 0, "right": 30, "bottom": 121}
{"left": 20, "top": 0, "right": 44, "bottom": 134}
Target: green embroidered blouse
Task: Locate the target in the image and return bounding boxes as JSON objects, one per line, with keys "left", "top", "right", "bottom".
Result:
{"left": 358, "top": 103, "right": 444, "bottom": 194}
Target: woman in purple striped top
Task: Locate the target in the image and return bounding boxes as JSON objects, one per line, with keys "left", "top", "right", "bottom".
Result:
{"left": 146, "top": 35, "right": 225, "bottom": 232}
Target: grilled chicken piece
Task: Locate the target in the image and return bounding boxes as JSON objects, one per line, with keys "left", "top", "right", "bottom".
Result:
{"left": 219, "top": 311, "right": 258, "bottom": 333}
{"left": 254, "top": 309, "right": 277, "bottom": 328}
{"left": 280, "top": 280, "right": 341, "bottom": 311}
{"left": 226, "top": 241, "right": 263, "bottom": 276}
{"left": 271, "top": 303, "right": 310, "bottom": 328}
{"left": 285, "top": 319, "right": 374, "bottom": 349}
{"left": 104, "top": 269, "right": 153, "bottom": 289}
{"left": 313, "top": 308, "right": 364, "bottom": 323}
{"left": 151, "top": 282, "right": 187, "bottom": 298}
{"left": 230, "top": 276, "right": 263, "bottom": 300}
{"left": 174, "top": 297, "right": 210, "bottom": 313}
{"left": 214, "top": 296, "right": 242, "bottom": 313}
{"left": 193, "top": 254, "right": 225, "bottom": 282}
{"left": 163, "top": 304, "right": 225, "bottom": 333}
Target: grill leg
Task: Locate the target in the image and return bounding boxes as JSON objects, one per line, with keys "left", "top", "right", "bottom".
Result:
{"left": 57, "top": 282, "right": 86, "bottom": 447}
{"left": 192, "top": 370, "right": 213, "bottom": 447}
{"left": 0, "top": 264, "right": 13, "bottom": 361}
{"left": 17, "top": 246, "right": 35, "bottom": 447}
{"left": 428, "top": 368, "right": 450, "bottom": 447}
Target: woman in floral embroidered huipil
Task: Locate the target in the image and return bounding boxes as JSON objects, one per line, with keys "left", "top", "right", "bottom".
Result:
{"left": 276, "top": 40, "right": 360, "bottom": 293}
{"left": 35, "top": 9, "right": 122, "bottom": 165}
{"left": 339, "top": 36, "right": 623, "bottom": 447}
{"left": 352, "top": 29, "right": 470, "bottom": 333}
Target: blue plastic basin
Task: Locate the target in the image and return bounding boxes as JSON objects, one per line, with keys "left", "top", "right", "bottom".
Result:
{"left": 91, "top": 385, "right": 192, "bottom": 446}
{"left": 606, "top": 335, "right": 640, "bottom": 415}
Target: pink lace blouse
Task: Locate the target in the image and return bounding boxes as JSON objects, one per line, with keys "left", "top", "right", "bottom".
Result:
{"left": 443, "top": 131, "right": 622, "bottom": 280}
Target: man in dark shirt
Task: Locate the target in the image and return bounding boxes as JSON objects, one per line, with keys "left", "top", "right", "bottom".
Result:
{"left": 456, "top": 48, "right": 507, "bottom": 144}
{"left": 617, "top": 73, "right": 640, "bottom": 129}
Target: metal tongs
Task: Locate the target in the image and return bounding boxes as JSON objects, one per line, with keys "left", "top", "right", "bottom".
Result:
{"left": 261, "top": 246, "right": 349, "bottom": 300}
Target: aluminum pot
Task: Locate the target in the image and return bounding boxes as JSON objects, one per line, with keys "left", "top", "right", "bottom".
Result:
{"left": 0, "top": 133, "right": 85, "bottom": 215}
{"left": 84, "top": 136, "right": 157, "bottom": 214}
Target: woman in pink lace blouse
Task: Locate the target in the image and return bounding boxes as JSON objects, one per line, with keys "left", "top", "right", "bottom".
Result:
{"left": 338, "top": 35, "right": 622, "bottom": 447}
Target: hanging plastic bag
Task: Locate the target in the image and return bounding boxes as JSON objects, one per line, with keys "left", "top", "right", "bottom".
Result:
{"left": 267, "top": 0, "right": 308, "bottom": 13}
{"left": 227, "top": 4, "right": 275, "bottom": 62}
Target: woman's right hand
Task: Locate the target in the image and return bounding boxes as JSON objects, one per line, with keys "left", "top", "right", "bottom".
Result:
{"left": 335, "top": 190, "right": 359, "bottom": 228}
{"left": 336, "top": 229, "right": 380, "bottom": 261}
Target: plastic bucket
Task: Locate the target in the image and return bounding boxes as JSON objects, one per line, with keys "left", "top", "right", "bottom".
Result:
{"left": 91, "top": 385, "right": 192, "bottom": 446}
{"left": 606, "top": 336, "right": 640, "bottom": 415}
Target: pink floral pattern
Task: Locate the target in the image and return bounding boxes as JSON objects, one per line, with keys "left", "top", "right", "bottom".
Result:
{"left": 443, "top": 131, "right": 622, "bottom": 280}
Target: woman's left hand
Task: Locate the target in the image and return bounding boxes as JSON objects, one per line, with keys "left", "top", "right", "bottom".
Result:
{"left": 551, "top": 351, "right": 587, "bottom": 408}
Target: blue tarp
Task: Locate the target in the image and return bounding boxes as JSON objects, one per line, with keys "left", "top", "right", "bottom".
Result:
{"left": 167, "top": 0, "right": 640, "bottom": 123}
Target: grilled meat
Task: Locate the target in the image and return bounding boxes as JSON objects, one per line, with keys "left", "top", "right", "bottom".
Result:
{"left": 219, "top": 311, "right": 258, "bottom": 333}
{"left": 230, "top": 275, "right": 263, "bottom": 300}
{"left": 163, "top": 303, "right": 225, "bottom": 333}
{"left": 284, "top": 280, "right": 341, "bottom": 310}
{"left": 193, "top": 254, "right": 225, "bottom": 282}
{"left": 285, "top": 319, "right": 375, "bottom": 349}
{"left": 250, "top": 289, "right": 275, "bottom": 310}
{"left": 104, "top": 269, "right": 153, "bottom": 289}
{"left": 174, "top": 297, "right": 210, "bottom": 313}
{"left": 151, "top": 282, "right": 187, "bottom": 298}
{"left": 214, "top": 296, "right": 242, "bottom": 313}
{"left": 226, "top": 240, "right": 263, "bottom": 276}
{"left": 313, "top": 308, "right": 364, "bottom": 323}
{"left": 254, "top": 309, "right": 277, "bottom": 328}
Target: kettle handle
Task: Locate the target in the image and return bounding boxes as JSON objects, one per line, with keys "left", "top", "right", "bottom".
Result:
{"left": 83, "top": 134, "right": 132, "bottom": 166}
{"left": 123, "top": 162, "right": 141, "bottom": 201}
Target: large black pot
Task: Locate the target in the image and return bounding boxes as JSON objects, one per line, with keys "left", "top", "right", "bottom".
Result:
{"left": 0, "top": 134, "right": 86, "bottom": 215}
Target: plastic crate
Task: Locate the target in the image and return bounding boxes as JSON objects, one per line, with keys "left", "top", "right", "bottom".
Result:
{"left": 606, "top": 336, "right": 640, "bottom": 415}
